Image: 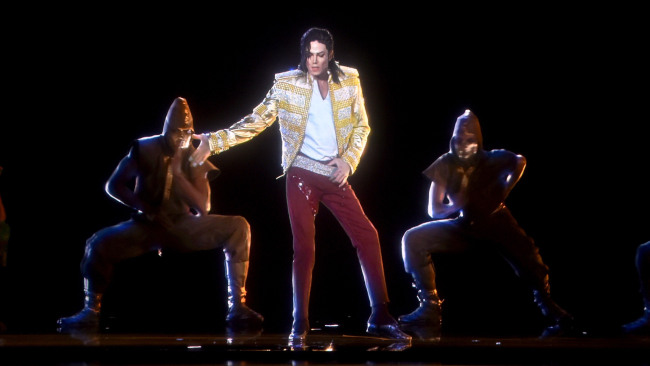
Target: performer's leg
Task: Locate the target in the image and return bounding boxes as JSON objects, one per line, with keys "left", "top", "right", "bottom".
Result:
{"left": 399, "top": 220, "right": 466, "bottom": 326}
{"left": 322, "top": 182, "right": 410, "bottom": 340}
{"left": 623, "top": 241, "right": 650, "bottom": 334}
{"left": 58, "top": 220, "right": 154, "bottom": 331}
{"left": 286, "top": 168, "right": 322, "bottom": 339}
{"left": 170, "top": 214, "right": 263, "bottom": 327}
{"left": 482, "top": 209, "right": 573, "bottom": 337}
{"left": 225, "top": 260, "right": 264, "bottom": 326}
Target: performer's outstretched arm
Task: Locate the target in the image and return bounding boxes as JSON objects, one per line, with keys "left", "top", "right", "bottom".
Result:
{"left": 190, "top": 87, "right": 280, "bottom": 166}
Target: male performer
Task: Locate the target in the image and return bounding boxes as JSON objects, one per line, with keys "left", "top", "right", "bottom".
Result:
{"left": 58, "top": 97, "right": 263, "bottom": 332}
{"left": 399, "top": 110, "right": 574, "bottom": 338}
{"left": 191, "top": 28, "right": 409, "bottom": 342}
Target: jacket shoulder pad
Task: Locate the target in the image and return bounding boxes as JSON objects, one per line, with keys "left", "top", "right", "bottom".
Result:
{"left": 275, "top": 69, "right": 304, "bottom": 80}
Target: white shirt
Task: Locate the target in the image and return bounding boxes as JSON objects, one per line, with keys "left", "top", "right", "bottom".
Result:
{"left": 299, "top": 79, "right": 338, "bottom": 161}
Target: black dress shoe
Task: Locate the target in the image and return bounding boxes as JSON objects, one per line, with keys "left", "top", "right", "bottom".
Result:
{"left": 367, "top": 323, "right": 412, "bottom": 340}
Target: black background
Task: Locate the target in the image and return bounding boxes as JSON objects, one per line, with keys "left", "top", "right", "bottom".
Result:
{"left": 0, "top": 4, "right": 648, "bottom": 336}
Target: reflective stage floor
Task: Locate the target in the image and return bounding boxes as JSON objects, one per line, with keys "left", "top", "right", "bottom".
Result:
{"left": 1, "top": 328, "right": 648, "bottom": 366}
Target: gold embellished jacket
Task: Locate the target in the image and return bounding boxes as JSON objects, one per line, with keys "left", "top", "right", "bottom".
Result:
{"left": 207, "top": 65, "right": 370, "bottom": 176}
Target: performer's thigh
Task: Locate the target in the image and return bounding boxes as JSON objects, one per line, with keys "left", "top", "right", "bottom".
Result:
{"left": 286, "top": 168, "right": 321, "bottom": 244}
{"left": 403, "top": 220, "right": 469, "bottom": 254}
{"left": 320, "top": 183, "right": 378, "bottom": 246}
{"left": 84, "top": 220, "right": 157, "bottom": 264}
{"left": 171, "top": 214, "right": 251, "bottom": 262}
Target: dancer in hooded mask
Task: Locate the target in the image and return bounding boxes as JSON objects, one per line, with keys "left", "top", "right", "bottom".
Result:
{"left": 399, "top": 110, "right": 574, "bottom": 338}
{"left": 58, "top": 97, "right": 263, "bottom": 332}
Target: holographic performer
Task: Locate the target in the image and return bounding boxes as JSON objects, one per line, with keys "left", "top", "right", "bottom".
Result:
{"left": 58, "top": 97, "right": 263, "bottom": 332}
{"left": 622, "top": 241, "right": 650, "bottom": 335}
{"left": 399, "top": 110, "right": 574, "bottom": 338}
{"left": 190, "top": 28, "right": 410, "bottom": 343}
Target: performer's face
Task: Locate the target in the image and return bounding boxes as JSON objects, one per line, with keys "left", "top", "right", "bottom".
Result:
{"left": 306, "top": 41, "right": 330, "bottom": 79}
{"left": 454, "top": 131, "right": 478, "bottom": 161}
{"left": 165, "top": 127, "right": 194, "bottom": 151}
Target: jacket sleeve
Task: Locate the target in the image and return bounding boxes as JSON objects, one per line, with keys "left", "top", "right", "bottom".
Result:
{"left": 207, "top": 82, "right": 279, "bottom": 155}
{"left": 341, "top": 76, "right": 370, "bottom": 174}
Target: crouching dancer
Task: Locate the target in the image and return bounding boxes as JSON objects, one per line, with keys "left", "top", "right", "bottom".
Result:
{"left": 399, "top": 110, "right": 573, "bottom": 338}
{"left": 58, "top": 97, "right": 263, "bottom": 332}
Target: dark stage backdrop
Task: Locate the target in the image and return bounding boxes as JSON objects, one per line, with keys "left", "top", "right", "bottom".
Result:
{"left": 1, "top": 5, "right": 648, "bottom": 336}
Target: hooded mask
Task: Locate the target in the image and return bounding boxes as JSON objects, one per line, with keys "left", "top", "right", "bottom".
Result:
{"left": 449, "top": 109, "right": 484, "bottom": 165}
{"left": 450, "top": 110, "right": 482, "bottom": 152}
{"left": 163, "top": 97, "right": 194, "bottom": 138}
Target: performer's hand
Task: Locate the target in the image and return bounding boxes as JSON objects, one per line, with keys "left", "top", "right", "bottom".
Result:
{"left": 189, "top": 134, "right": 209, "bottom": 167}
{"left": 327, "top": 157, "right": 350, "bottom": 187}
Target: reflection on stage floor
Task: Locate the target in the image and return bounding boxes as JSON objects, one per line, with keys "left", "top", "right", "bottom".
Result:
{"left": 0, "top": 324, "right": 648, "bottom": 366}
